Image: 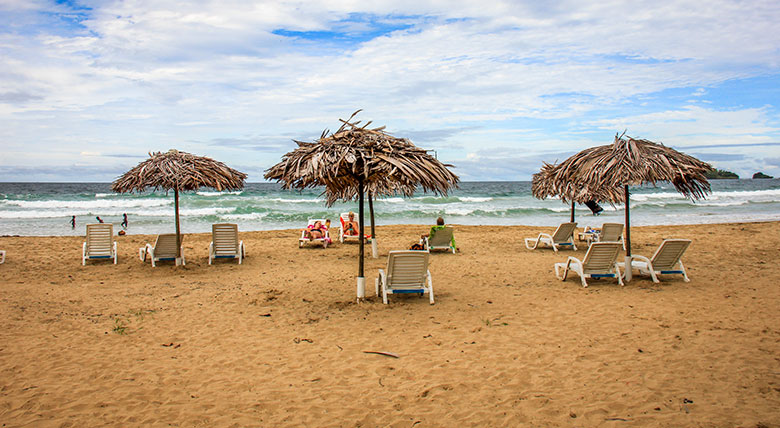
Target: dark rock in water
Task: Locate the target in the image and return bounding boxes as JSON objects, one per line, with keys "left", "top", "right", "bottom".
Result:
{"left": 752, "top": 172, "right": 773, "bottom": 179}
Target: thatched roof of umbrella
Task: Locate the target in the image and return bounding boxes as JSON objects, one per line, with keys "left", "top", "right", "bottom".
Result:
{"left": 532, "top": 133, "right": 711, "bottom": 204}
{"left": 112, "top": 149, "right": 246, "bottom": 193}
{"left": 264, "top": 111, "right": 459, "bottom": 205}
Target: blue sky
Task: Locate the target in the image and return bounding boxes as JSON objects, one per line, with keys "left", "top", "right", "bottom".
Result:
{"left": 1, "top": 0, "right": 779, "bottom": 181}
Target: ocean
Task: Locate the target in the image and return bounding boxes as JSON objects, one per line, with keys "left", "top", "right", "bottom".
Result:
{"left": 1, "top": 180, "right": 779, "bottom": 236}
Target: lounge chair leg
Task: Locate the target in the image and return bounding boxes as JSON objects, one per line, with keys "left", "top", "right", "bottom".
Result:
{"left": 648, "top": 264, "right": 660, "bottom": 283}
{"left": 679, "top": 261, "right": 690, "bottom": 282}
{"left": 427, "top": 273, "right": 434, "bottom": 304}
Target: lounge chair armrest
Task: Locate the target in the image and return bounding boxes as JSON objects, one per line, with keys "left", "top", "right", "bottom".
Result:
{"left": 539, "top": 233, "right": 553, "bottom": 240}
{"left": 630, "top": 254, "right": 652, "bottom": 265}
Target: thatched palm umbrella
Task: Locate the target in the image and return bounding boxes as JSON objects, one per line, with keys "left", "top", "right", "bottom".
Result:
{"left": 532, "top": 133, "right": 711, "bottom": 278}
{"left": 112, "top": 150, "right": 247, "bottom": 264}
{"left": 265, "top": 111, "right": 459, "bottom": 299}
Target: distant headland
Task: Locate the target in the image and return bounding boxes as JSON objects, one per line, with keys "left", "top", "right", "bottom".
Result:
{"left": 704, "top": 169, "right": 775, "bottom": 179}
{"left": 705, "top": 169, "right": 739, "bottom": 179}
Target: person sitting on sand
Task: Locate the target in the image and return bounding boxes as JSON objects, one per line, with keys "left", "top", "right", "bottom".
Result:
{"left": 421, "top": 216, "right": 457, "bottom": 249}
{"left": 344, "top": 212, "right": 360, "bottom": 236}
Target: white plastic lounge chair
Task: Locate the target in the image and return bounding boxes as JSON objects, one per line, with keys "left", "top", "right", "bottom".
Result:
{"left": 525, "top": 222, "right": 578, "bottom": 252}
{"left": 554, "top": 242, "right": 623, "bottom": 287}
{"left": 423, "top": 226, "right": 456, "bottom": 253}
{"left": 209, "top": 223, "right": 245, "bottom": 265}
{"left": 618, "top": 239, "right": 691, "bottom": 283}
{"left": 139, "top": 234, "right": 185, "bottom": 267}
{"left": 82, "top": 223, "right": 117, "bottom": 265}
{"left": 591, "top": 222, "right": 626, "bottom": 250}
{"left": 375, "top": 250, "right": 434, "bottom": 304}
{"left": 0, "top": 250, "right": 5, "bottom": 264}
{"left": 299, "top": 219, "right": 330, "bottom": 248}
{"left": 338, "top": 212, "right": 370, "bottom": 243}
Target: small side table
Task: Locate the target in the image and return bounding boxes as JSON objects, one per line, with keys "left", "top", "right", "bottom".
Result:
{"left": 578, "top": 230, "right": 600, "bottom": 245}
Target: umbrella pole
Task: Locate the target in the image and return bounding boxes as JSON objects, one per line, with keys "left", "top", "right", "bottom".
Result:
{"left": 357, "top": 179, "right": 366, "bottom": 301}
{"left": 174, "top": 188, "right": 182, "bottom": 266}
{"left": 570, "top": 201, "right": 575, "bottom": 223}
{"left": 624, "top": 184, "right": 632, "bottom": 281}
{"left": 368, "top": 191, "right": 377, "bottom": 259}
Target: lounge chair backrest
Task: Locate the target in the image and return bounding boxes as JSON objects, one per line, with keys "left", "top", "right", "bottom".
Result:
{"left": 86, "top": 224, "right": 113, "bottom": 256}
{"left": 154, "top": 234, "right": 180, "bottom": 258}
{"left": 386, "top": 251, "right": 429, "bottom": 290}
{"left": 650, "top": 239, "right": 691, "bottom": 270}
{"left": 428, "top": 226, "right": 454, "bottom": 247}
{"left": 212, "top": 223, "right": 239, "bottom": 256}
{"left": 552, "top": 222, "right": 577, "bottom": 242}
{"left": 582, "top": 242, "right": 621, "bottom": 274}
{"left": 600, "top": 223, "right": 624, "bottom": 242}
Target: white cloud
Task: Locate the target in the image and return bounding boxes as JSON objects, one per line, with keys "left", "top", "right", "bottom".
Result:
{"left": 0, "top": 0, "right": 779, "bottom": 180}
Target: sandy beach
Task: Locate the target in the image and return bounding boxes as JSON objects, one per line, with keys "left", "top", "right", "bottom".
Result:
{"left": 1, "top": 222, "right": 779, "bottom": 427}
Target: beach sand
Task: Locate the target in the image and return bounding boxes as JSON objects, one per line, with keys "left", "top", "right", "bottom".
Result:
{"left": 1, "top": 222, "right": 779, "bottom": 427}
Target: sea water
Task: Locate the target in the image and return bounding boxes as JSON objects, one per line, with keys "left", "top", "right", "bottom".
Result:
{"left": 1, "top": 180, "right": 779, "bottom": 236}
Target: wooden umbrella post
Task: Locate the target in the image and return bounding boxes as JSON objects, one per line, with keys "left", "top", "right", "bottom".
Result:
{"left": 357, "top": 178, "right": 366, "bottom": 300}
{"left": 570, "top": 201, "right": 575, "bottom": 223}
{"left": 624, "top": 184, "right": 632, "bottom": 281}
{"left": 368, "top": 190, "right": 377, "bottom": 258}
{"left": 174, "top": 187, "right": 182, "bottom": 266}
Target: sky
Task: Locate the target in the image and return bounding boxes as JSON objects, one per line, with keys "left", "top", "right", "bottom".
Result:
{"left": 1, "top": 0, "right": 779, "bottom": 182}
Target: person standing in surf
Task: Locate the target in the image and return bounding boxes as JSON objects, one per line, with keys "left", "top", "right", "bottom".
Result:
{"left": 121, "top": 213, "right": 128, "bottom": 229}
